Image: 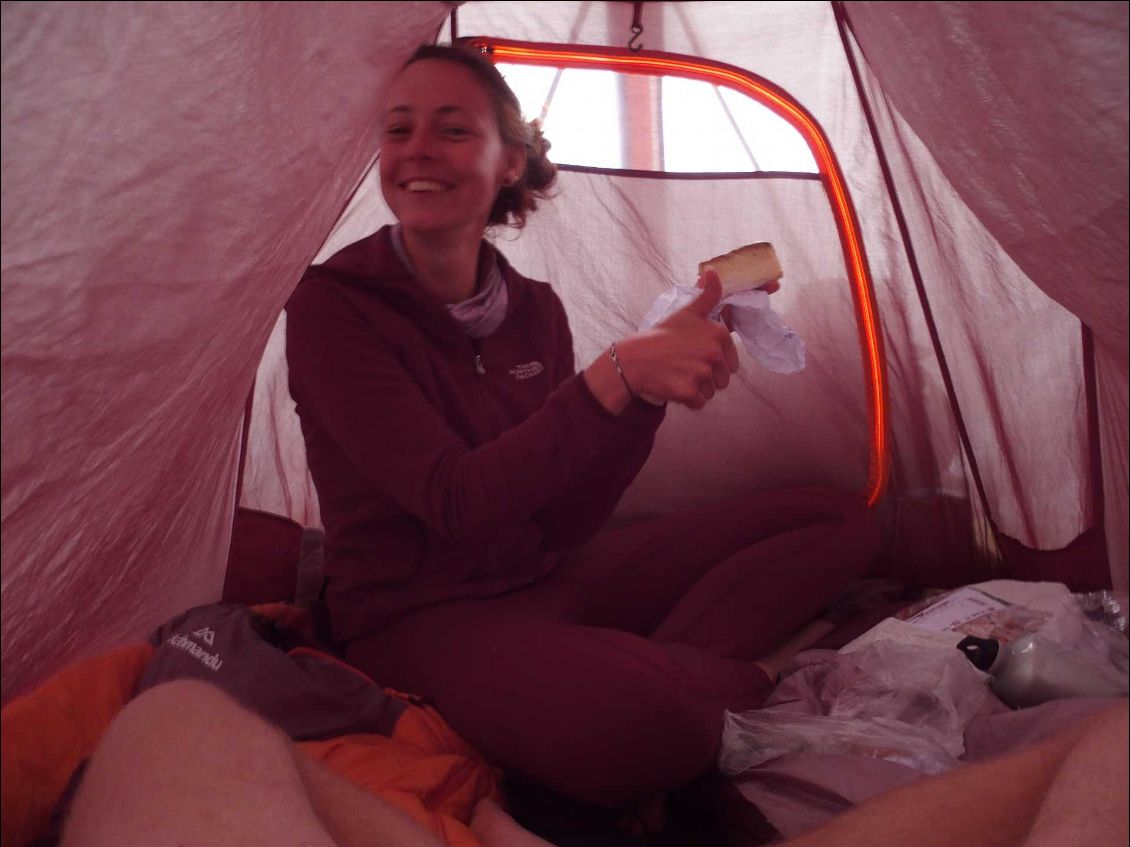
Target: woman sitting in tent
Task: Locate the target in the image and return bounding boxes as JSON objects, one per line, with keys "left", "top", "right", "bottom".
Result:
{"left": 285, "top": 43, "right": 879, "bottom": 807}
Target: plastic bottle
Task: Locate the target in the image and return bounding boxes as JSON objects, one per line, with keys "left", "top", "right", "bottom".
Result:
{"left": 957, "top": 634, "right": 1128, "bottom": 708}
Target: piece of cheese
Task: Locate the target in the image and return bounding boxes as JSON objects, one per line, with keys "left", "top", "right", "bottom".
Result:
{"left": 698, "top": 242, "right": 783, "bottom": 298}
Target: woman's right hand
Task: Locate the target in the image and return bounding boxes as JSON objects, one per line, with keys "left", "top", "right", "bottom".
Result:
{"left": 584, "top": 270, "right": 740, "bottom": 413}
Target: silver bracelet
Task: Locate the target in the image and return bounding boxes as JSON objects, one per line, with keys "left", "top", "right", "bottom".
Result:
{"left": 609, "top": 342, "right": 636, "bottom": 397}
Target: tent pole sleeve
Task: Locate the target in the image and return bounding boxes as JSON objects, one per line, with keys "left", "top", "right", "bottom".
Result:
{"left": 833, "top": 0, "right": 1008, "bottom": 574}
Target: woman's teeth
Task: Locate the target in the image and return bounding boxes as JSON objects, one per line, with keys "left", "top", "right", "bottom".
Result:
{"left": 405, "top": 180, "right": 449, "bottom": 192}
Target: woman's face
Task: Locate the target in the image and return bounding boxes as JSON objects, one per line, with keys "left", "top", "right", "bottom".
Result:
{"left": 379, "top": 59, "right": 522, "bottom": 240}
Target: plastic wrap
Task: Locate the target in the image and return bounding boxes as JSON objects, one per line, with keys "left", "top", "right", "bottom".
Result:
{"left": 1075, "top": 590, "right": 1129, "bottom": 634}
{"left": 640, "top": 285, "right": 806, "bottom": 374}
{"left": 720, "top": 639, "right": 995, "bottom": 776}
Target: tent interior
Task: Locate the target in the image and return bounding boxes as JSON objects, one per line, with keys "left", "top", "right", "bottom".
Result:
{"left": 2, "top": 1, "right": 1127, "bottom": 844}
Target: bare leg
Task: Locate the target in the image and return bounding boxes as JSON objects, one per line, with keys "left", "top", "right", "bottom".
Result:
{"left": 781, "top": 703, "right": 1129, "bottom": 847}
{"left": 1023, "top": 704, "right": 1129, "bottom": 846}
{"left": 61, "top": 680, "right": 445, "bottom": 847}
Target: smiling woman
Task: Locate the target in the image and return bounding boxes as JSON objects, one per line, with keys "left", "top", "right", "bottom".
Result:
{"left": 283, "top": 43, "right": 879, "bottom": 810}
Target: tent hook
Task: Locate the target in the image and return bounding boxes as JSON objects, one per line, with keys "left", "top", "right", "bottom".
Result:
{"left": 629, "top": 24, "right": 643, "bottom": 51}
{"left": 629, "top": 2, "right": 644, "bottom": 51}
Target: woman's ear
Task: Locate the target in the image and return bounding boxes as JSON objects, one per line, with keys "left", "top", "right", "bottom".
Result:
{"left": 503, "top": 145, "right": 526, "bottom": 187}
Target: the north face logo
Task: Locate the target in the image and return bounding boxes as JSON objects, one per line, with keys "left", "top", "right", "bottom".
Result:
{"left": 193, "top": 627, "right": 216, "bottom": 646}
{"left": 508, "top": 361, "right": 544, "bottom": 380}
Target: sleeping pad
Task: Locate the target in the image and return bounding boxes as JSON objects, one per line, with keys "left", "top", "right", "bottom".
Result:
{"left": 1, "top": 602, "right": 500, "bottom": 847}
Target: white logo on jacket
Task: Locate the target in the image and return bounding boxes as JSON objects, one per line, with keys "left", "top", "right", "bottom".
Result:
{"left": 168, "top": 632, "right": 224, "bottom": 671}
{"left": 508, "top": 361, "right": 544, "bottom": 380}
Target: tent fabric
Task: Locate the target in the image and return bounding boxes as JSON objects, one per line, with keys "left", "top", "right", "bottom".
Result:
{"left": 2, "top": 0, "right": 1127, "bottom": 706}
{"left": 845, "top": 28, "right": 1095, "bottom": 550}
{"left": 843, "top": 0, "right": 1129, "bottom": 595}
{"left": 0, "top": 1, "right": 451, "bottom": 704}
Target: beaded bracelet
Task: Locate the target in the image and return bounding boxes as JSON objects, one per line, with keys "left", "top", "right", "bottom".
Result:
{"left": 609, "top": 342, "right": 636, "bottom": 397}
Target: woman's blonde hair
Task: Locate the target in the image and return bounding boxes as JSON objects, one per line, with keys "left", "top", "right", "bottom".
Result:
{"left": 401, "top": 44, "right": 558, "bottom": 229}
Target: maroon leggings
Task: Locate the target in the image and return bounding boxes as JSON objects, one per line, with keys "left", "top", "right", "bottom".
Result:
{"left": 345, "top": 487, "right": 880, "bottom": 805}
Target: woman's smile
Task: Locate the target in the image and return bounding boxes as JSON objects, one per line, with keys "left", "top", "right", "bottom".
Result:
{"left": 401, "top": 180, "right": 453, "bottom": 193}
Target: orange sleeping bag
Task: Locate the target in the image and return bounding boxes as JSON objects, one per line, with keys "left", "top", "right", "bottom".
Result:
{"left": 1, "top": 605, "right": 500, "bottom": 847}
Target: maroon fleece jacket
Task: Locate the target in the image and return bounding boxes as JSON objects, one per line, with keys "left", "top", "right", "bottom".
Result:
{"left": 286, "top": 227, "right": 665, "bottom": 643}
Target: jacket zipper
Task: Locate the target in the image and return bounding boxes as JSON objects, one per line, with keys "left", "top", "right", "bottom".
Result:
{"left": 471, "top": 339, "right": 486, "bottom": 375}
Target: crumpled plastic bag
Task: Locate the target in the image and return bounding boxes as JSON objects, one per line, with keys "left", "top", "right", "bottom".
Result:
{"left": 719, "top": 639, "right": 997, "bottom": 777}
{"left": 720, "top": 711, "right": 961, "bottom": 776}
{"left": 1012, "top": 592, "right": 1130, "bottom": 701}
{"left": 1064, "top": 590, "right": 1130, "bottom": 690}
{"left": 1075, "top": 589, "right": 1128, "bottom": 634}
{"left": 640, "top": 285, "right": 806, "bottom": 374}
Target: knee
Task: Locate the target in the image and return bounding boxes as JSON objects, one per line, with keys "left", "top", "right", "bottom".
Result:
{"left": 767, "top": 484, "right": 869, "bottom": 521}
{"left": 818, "top": 486, "right": 873, "bottom": 523}
{"left": 96, "top": 680, "right": 295, "bottom": 780}
{"left": 128, "top": 679, "right": 236, "bottom": 715}
{"left": 785, "top": 486, "right": 880, "bottom": 543}
{"left": 792, "top": 486, "right": 882, "bottom": 575}
{"left": 114, "top": 680, "right": 255, "bottom": 743}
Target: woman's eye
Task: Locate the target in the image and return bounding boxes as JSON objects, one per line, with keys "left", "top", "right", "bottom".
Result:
{"left": 442, "top": 126, "right": 470, "bottom": 137}
{"left": 383, "top": 125, "right": 410, "bottom": 138}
